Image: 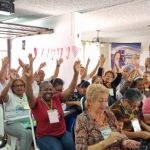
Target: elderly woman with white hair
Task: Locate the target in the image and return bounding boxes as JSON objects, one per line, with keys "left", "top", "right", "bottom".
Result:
{"left": 75, "top": 84, "right": 140, "bottom": 150}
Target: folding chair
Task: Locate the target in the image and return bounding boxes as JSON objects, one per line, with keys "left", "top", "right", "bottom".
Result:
{"left": 29, "top": 110, "right": 40, "bottom": 150}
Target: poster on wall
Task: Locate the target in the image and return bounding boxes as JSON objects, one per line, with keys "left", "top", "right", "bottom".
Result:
{"left": 111, "top": 43, "right": 141, "bottom": 71}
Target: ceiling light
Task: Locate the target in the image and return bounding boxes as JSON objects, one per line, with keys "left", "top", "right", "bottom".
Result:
{"left": 0, "top": 0, "right": 15, "bottom": 16}
{"left": 2, "top": 17, "right": 18, "bottom": 22}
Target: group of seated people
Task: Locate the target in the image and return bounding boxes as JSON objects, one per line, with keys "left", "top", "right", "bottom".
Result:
{"left": 0, "top": 53, "right": 149, "bottom": 150}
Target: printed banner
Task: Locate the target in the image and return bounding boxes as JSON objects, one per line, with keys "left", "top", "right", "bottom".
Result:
{"left": 111, "top": 43, "right": 141, "bottom": 70}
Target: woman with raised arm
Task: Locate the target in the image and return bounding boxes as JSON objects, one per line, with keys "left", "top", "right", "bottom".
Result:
{"left": 24, "top": 54, "right": 80, "bottom": 150}
{"left": 0, "top": 69, "right": 32, "bottom": 150}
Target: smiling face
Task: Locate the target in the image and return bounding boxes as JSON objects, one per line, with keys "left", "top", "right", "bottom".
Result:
{"left": 40, "top": 82, "right": 55, "bottom": 102}
{"left": 135, "top": 79, "right": 145, "bottom": 92}
{"left": 123, "top": 99, "right": 139, "bottom": 113}
{"left": 103, "top": 72, "right": 114, "bottom": 84}
{"left": 11, "top": 79, "right": 25, "bottom": 96}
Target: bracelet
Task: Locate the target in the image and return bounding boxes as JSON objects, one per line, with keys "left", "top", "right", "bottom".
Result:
{"left": 57, "top": 65, "right": 60, "bottom": 67}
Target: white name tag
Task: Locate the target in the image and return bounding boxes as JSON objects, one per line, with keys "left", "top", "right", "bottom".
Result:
{"left": 47, "top": 109, "right": 59, "bottom": 124}
{"left": 100, "top": 126, "right": 112, "bottom": 139}
{"left": 109, "top": 89, "right": 114, "bottom": 96}
{"left": 131, "top": 118, "right": 141, "bottom": 132}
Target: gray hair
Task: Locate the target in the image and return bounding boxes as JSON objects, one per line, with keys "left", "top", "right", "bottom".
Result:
{"left": 39, "top": 81, "right": 54, "bottom": 92}
{"left": 124, "top": 88, "right": 143, "bottom": 102}
{"left": 86, "top": 84, "right": 109, "bottom": 102}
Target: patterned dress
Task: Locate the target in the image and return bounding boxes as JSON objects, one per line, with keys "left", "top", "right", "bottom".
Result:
{"left": 75, "top": 109, "right": 131, "bottom": 150}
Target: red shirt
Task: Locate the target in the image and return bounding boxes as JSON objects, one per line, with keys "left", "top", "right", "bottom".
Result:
{"left": 32, "top": 93, "right": 66, "bottom": 138}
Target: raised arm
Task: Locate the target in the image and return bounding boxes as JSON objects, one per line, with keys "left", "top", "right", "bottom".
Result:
{"left": 0, "top": 71, "right": 17, "bottom": 103}
{"left": 89, "top": 56, "right": 105, "bottom": 78}
{"left": 0, "top": 56, "right": 9, "bottom": 82}
{"left": 34, "top": 62, "right": 46, "bottom": 74}
{"left": 21, "top": 54, "right": 36, "bottom": 108}
{"left": 97, "top": 54, "right": 106, "bottom": 77}
{"left": 62, "top": 61, "right": 80, "bottom": 101}
{"left": 81, "top": 58, "right": 90, "bottom": 80}
{"left": 50, "top": 58, "right": 63, "bottom": 80}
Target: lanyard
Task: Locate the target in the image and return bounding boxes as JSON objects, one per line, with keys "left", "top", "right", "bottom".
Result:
{"left": 42, "top": 99, "right": 53, "bottom": 110}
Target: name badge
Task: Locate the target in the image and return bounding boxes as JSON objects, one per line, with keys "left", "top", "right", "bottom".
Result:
{"left": 47, "top": 109, "right": 59, "bottom": 124}
{"left": 131, "top": 118, "right": 141, "bottom": 132}
{"left": 100, "top": 126, "right": 112, "bottom": 139}
{"left": 109, "top": 89, "right": 114, "bottom": 96}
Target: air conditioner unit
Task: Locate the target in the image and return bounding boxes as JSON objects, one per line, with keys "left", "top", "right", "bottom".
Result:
{"left": 0, "top": 0, "right": 15, "bottom": 15}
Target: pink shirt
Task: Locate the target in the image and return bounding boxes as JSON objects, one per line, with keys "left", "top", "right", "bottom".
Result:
{"left": 142, "top": 97, "right": 150, "bottom": 114}
{"left": 32, "top": 93, "right": 66, "bottom": 138}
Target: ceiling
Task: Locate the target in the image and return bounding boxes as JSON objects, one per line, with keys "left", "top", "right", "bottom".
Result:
{"left": 0, "top": 0, "right": 150, "bottom": 39}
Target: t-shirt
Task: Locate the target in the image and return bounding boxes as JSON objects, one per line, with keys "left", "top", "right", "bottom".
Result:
{"left": 32, "top": 93, "right": 66, "bottom": 138}
{"left": 142, "top": 98, "right": 150, "bottom": 114}
{"left": 4, "top": 93, "right": 29, "bottom": 119}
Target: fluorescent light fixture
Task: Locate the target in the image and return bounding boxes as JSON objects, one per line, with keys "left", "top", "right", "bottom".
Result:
{"left": 0, "top": 10, "right": 12, "bottom": 15}
{"left": 2, "top": 17, "right": 19, "bottom": 22}
{"left": 0, "top": 0, "right": 15, "bottom": 16}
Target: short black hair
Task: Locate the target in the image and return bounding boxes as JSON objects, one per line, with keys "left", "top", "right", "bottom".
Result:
{"left": 78, "top": 80, "right": 90, "bottom": 88}
{"left": 130, "top": 77, "right": 143, "bottom": 88}
{"left": 50, "top": 78, "right": 64, "bottom": 87}
{"left": 124, "top": 88, "right": 143, "bottom": 102}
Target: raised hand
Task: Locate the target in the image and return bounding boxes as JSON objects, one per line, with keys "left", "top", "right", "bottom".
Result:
{"left": 39, "top": 62, "right": 46, "bottom": 70}
{"left": 2, "top": 56, "right": 9, "bottom": 67}
{"left": 10, "top": 70, "right": 17, "bottom": 81}
{"left": 28, "top": 53, "right": 36, "bottom": 64}
{"left": 73, "top": 60, "right": 80, "bottom": 73}
{"left": 98, "top": 54, "right": 106, "bottom": 66}
{"left": 57, "top": 58, "right": 63, "bottom": 65}
{"left": 86, "top": 58, "right": 90, "bottom": 67}
{"left": 18, "top": 58, "right": 26, "bottom": 70}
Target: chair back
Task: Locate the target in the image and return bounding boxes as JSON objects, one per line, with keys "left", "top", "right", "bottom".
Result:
{"left": 0, "top": 105, "right": 4, "bottom": 136}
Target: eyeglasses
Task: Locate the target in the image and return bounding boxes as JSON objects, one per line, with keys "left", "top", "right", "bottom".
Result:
{"left": 12, "top": 84, "right": 24, "bottom": 88}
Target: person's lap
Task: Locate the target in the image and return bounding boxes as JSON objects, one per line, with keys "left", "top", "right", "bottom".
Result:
{"left": 37, "top": 131, "right": 75, "bottom": 150}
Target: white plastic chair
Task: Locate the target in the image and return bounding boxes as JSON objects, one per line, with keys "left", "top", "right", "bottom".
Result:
{"left": 0, "top": 105, "right": 4, "bottom": 137}
{"left": 29, "top": 110, "right": 40, "bottom": 150}
{"left": 0, "top": 105, "right": 11, "bottom": 150}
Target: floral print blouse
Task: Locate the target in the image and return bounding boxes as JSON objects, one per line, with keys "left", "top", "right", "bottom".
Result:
{"left": 75, "top": 109, "right": 129, "bottom": 150}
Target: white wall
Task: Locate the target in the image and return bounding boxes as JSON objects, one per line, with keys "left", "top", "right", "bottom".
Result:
{"left": 11, "top": 13, "right": 82, "bottom": 89}
{"left": 0, "top": 39, "right": 7, "bottom": 68}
